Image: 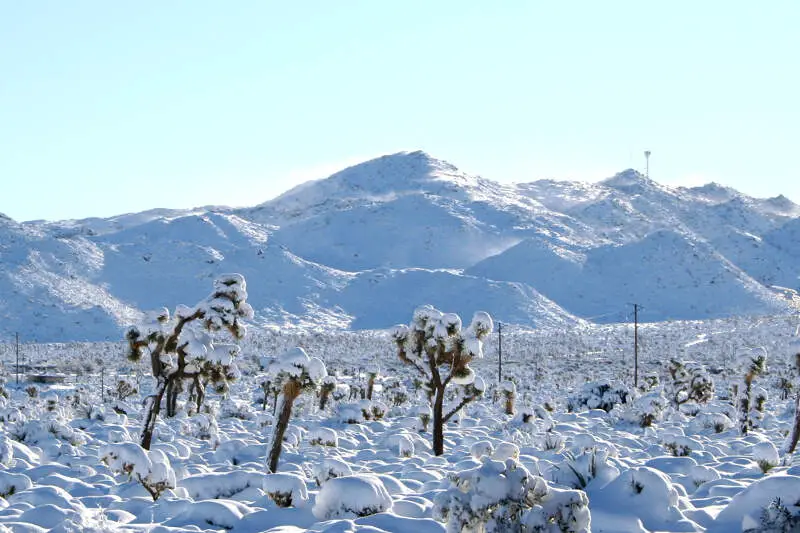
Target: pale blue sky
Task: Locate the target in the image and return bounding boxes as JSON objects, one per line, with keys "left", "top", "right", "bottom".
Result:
{"left": 2, "top": 1, "right": 798, "bottom": 222}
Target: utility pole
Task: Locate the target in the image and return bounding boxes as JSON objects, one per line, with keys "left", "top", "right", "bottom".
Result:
{"left": 498, "top": 322, "right": 503, "bottom": 383}
{"left": 633, "top": 304, "right": 639, "bottom": 388}
{"left": 15, "top": 332, "right": 19, "bottom": 385}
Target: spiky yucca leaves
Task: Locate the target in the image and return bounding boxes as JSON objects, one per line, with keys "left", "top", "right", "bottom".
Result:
{"left": 125, "top": 274, "right": 253, "bottom": 450}
{"left": 391, "top": 305, "right": 492, "bottom": 456}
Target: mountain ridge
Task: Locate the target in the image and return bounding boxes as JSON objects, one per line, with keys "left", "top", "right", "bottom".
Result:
{"left": 2, "top": 150, "right": 798, "bottom": 342}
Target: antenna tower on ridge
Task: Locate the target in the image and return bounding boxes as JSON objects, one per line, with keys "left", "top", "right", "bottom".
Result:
{"left": 644, "top": 151, "right": 651, "bottom": 179}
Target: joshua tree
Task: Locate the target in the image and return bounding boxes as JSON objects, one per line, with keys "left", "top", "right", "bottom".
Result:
{"left": 365, "top": 366, "right": 379, "bottom": 401}
{"left": 502, "top": 380, "right": 516, "bottom": 416}
{"left": 125, "top": 274, "right": 253, "bottom": 450}
{"left": 318, "top": 375, "right": 336, "bottom": 411}
{"left": 266, "top": 347, "right": 327, "bottom": 473}
{"left": 391, "top": 305, "right": 493, "bottom": 456}
{"left": 737, "top": 349, "right": 767, "bottom": 435}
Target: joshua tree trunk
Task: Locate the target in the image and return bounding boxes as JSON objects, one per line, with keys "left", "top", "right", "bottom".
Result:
{"left": 366, "top": 375, "right": 376, "bottom": 401}
{"left": 505, "top": 392, "right": 516, "bottom": 415}
{"left": 194, "top": 376, "right": 205, "bottom": 414}
{"left": 268, "top": 381, "right": 300, "bottom": 473}
{"left": 166, "top": 379, "right": 180, "bottom": 418}
{"left": 319, "top": 388, "right": 331, "bottom": 411}
{"left": 432, "top": 385, "right": 445, "bottom": 456}
{"left": 785, "top": 354, "right": 800, "bottom": 454}
{"left": 261, "top": 382, "right": 270, "bottom": 411}
{"left": 787, "top": 393, "right": 800, "bottom": 454}
{"left": 141, "top": 378, "right": 169, "bottom": 450}
{"left": 740, "top": 373, "right": 754, "bottom": 435}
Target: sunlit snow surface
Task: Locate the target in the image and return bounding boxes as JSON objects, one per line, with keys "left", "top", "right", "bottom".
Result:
{"left": 0, "top": 316, "right": 800, "bottom": 531}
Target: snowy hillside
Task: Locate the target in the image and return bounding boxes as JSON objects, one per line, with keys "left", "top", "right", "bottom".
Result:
{"left": 2, "top": 151, "right": 799, "bottom": 341}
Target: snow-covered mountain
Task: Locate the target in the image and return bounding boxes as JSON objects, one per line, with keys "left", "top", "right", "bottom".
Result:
{"left": 2, "top": 150, "right": 798, "bottom": 341}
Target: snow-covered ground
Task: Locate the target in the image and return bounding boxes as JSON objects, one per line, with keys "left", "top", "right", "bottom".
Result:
{"left": 2, "top": 311, "right": 800, "bottom": 532}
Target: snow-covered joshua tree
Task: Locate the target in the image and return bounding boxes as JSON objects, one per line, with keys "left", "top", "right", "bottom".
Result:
{"left": 392, "top": 305, "right": 493, "bottom": 456}
{"left": 266, "top": 347, "right": 327, "bottom": 473}
{"left": 125, "top": 274, "right": 253, "bottom": 450}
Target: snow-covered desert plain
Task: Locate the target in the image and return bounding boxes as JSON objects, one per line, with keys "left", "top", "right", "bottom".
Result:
{"left": 2, "top": 152, "right": 800, "bottom": 532}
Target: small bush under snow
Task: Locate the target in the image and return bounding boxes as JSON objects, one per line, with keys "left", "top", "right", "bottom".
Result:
{"left": 312, "top": 474, "right": 392, "bottom": 520}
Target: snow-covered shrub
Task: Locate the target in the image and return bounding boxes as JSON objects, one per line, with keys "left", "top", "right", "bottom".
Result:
{"left": 667, "top": 359, "right": 714, "bottom": 409}
{"left": 471, "top": 440, "right": 494, "bottom": 460}
{"left": 180, "top": 471, "right": 264, "bottom": 500}
{"left": 415, "top": 404, "right": 432, "bottom": 432}
{"left": 566, "top": 380, "right": 630, "bottom": 413}
{"left": 115, "top": 378, "right": 138, "bottom": 401}
{"left": 640, "top": 372, "right": 659, "bottom": 392}
{"left": 745, "top": 497, "right": 800, "bottom": 532}
{"left": 332, "top": 383, "right": 349, "bottom": 402}
{"left": 541, "top": 431, "right": 566, "bottom": 452}
{"left": 369, "top": 400, "right": 388, "bottom": 420}
{"left": 219, "top": 399, "right": 254, "bottom": 420}
{"left": 14, "top": 419, "right": 86, "bottom": 447}
{"left": 715, "top": 475, "right": 800, "bottom": 532}
{"left": 592, "top": 466, "right": 697, "bottom": 532}
{"left": 663, "top": 435, "right": 696, "bottom": 457}
{"left": 312, "top": 457, "right": 353, "bottom": 486}
{"left": 688, "top": 411, "right": 735, "bottom": 434}
{"left": 308, "top": 427, "right": 338, "bottom": 447}
{"left": 313, "top": 474, "right": 392, "bottom": 519}
{"left": 263, "top": 472, "right": 308, "bottom": 508}
{"left": 0, "top": 471, "right": 32, "bottom": 498}
{"left": 433, "top": 458, "right": 590, "bottom": 533}
{"left": 0, "top": 435, "right": 12, "bottom": 467}
{"left": 125, "top": 273, "right": 253, "bottom": 449}
{"left": 384, "top": 379, "right": 409, "bottom": 407}
{"left": 383, "top": 433, "right": 414, "bottom": 457}
{"left": 623, "top": 391, "right": 668, "bottom": 427}
{"left": 754, "top": 441, "right": 780, "bottom": 474}
{"left": 549, "top": 448, "right": 619, "bottom": 490}
{"left": 688, "top": 465, "right": 720, "bottom": 489}
{"left": 391, "top": 305, "right": 493, "bottom": 455}
{"left": 492, "top": 442, "right": 520, "bottom": 461}
{"left": 100, "top": 442, "right": 176, "bottom": 501}
{"left": 265, "top": 347, "right": 327, "bottom": 472}
{"left": 337, "top": 402, "right": 365, "bottom": 424}
{"left": 43, "top": 392, "right": 59, "bottom": 412}
{"left": 187, "top": 413, "right": 219, "bottom": 446}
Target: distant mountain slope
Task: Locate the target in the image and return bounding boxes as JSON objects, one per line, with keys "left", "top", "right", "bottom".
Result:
{"left": 1, "top": 152, "right": 798, "bottom": 342}
{"left": 469, "top": 229, "right": 789, "bottom": 322}
{"left": 239, "top": 151, "right": 593, "bottom": 271}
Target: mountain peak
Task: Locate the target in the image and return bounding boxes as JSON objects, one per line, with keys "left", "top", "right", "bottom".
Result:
{"left": 260, "top": 151, "right": 476, "bottom": 215}
{"left": 766, "top": 194, "right": 797, "bottom": 211}
{"left": 599, "top": 169, "right": 656, "bottom": 191}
